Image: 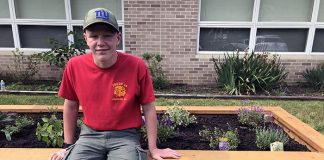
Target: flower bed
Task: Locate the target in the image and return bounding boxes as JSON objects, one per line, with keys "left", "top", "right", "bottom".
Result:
{"left": 0, "top": 105, "right": 324, "bottom": 160}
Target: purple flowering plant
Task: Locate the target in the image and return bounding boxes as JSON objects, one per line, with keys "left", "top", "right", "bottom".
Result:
{"left": 238, "top": 106, "right": 264, "bottom": 128}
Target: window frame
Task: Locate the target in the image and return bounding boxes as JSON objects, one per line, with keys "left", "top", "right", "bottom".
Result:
{"left": 198, "top": 0, "right": 324, "bottom": 55}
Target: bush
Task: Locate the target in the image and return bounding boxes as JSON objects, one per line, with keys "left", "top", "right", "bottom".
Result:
{"left": 37, "top": 31, "right": 87, "bottom": 69}
{"left": 213, "top": 50, "right": 288, "bottom": 95}
{"left": 238, "top": 106, "right": 264, "bottom": 128}
{"left": 302, "top": 63, "right": 324, "bottom": 91}
{"left": 255, "top": 126, "right": 289, "bottom": 150}
{"left": 36, "top": 114, "right": 63, "bottom": 147}
{"left": 164, "top": 104, "right": 197, "bottom": 127}
{"left": 6, "top": 49, "right": 41, "bottom": 83}
{"left": 142, "top": 52, "right": 169, "bottom": 90}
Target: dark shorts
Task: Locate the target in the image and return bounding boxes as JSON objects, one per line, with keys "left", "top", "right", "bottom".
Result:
{"left": 63, "top": 124, "right": 147, "bottom": 160}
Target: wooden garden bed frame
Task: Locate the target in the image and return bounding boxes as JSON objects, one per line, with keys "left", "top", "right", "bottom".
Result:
{"left": 0, "top": 105, "right": 323, "bottom": 160}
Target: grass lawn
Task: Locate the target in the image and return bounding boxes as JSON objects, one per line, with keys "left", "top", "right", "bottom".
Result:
{"left": 0, "top": 95, "right": 323, "bottom": 134}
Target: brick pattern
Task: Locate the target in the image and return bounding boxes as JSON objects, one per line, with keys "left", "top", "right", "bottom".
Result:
{"left": 0, "top": 55, "right": 62, "bottom": 81}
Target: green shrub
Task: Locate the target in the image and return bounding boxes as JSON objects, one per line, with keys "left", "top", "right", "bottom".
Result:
{"left": 6, "top": 49, "right": 41, "bottom": 83}
{"left": 302, "top": 63, "right": 324, "bottom": 90}
{"left": 199, "top": 125, "right": 240, "bottom": 150}
{"left": 165, "top": 104, "right": 197, "bottom": 128}
{"left": 37, "top": 31, "right": 87, "bottom": 69}
{"left": 238, "top": 106, "right": 264, "bottom": 128}
{"left": 141, "top": 115, "right": 178, "bottom": 143}
{"left": 1, "top": 115, "right": 34, "bottom": 141}
{"left": 255, "top": 126, "right": 289, "bottom": 150}
{"left": 213, "top": 50, "right": 288, "bottom": 95}
{"left": 142, "top": 52, "right": 169, "bottom": 90}
{"left": 36, "top": 114, "right": 64, "bottom": 147}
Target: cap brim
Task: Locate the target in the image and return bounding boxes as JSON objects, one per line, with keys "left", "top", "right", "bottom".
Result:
{"left": 83, "top": 21, "right": 119, "bottom": 32}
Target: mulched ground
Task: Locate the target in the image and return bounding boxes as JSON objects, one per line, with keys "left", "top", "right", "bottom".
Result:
{"left": 0, "top": 113, "right": 309, "bottom": 151}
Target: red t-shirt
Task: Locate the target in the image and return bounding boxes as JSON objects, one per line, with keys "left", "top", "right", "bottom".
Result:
{"left": 58, "top": 52, "right": 155, "bottom": 131}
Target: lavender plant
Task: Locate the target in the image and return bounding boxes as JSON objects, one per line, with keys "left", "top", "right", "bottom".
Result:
{"left": 141, "top": 115, "right": 178, "bottom": 143}
{"left": 238, "top": 106, "right": 264, "bottom": 128}
{"left": 255, "top": 126, "right": 289, "bottom": 150}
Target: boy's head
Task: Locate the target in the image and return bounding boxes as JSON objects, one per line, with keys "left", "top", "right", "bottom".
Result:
{"left": 83, "top": 8, "right": 119, "bottom": 33}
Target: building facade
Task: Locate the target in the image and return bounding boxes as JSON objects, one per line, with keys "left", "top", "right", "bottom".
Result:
{"left": 0, "top": 0, "right": 324, "bottom": 85}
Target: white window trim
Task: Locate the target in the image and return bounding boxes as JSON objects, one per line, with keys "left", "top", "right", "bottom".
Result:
{"left": 198, "top": 0, "right": 324, "bottom": 55}
{"left": 0, "top": 0, "right": 125, "bottom": 52}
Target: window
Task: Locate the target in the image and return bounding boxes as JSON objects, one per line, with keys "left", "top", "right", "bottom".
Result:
{"left": 259, "top": 0, "right": 313, "bottom": 22}
{"left": 0, "top": 0, "right": 123, "bottom": 50}
{"left": 0, "top": 0, "right": 10, "bottom": 18}
{"left": 14, "top": 0, "right": 65, "bottom": 19}
{"left": 312, "top": 29, "right": 324, "bottom": 52}
{"left": 199, "top": 0, "right": 324, "bottom": 54}
{"left": 0, "top": 25, "right": 14, "bottom": 47}
{"left": 256, "top": 29, "right": 308, "bottom": 52}
{"left": 19, "top": 25, "right": 67, "bottom": 48}
{"left": 199, "top": 28, "right": 250, "bottom": 51}
{"left": 318, "top": 0, "right": 324, "bottom": 22}
{"left": 200, "top": 0, "right": 253, "bottom": 21}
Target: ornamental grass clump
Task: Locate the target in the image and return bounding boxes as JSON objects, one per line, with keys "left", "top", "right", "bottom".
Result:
{"left": 255, "top": 126, "right": 289, "bottom": 150}
{"left": 302, "top": 62, "right": 324, "bottom": 91}
{"left": 238, "top": 106, "right": 264, "bottom": 128}
{"left": 213, "top": 50, "right": 288, "bottom": 95}
{"left": 199, "top": 125, "right": 240, "bottom": 150}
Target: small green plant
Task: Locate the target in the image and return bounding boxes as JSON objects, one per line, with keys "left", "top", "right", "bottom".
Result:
{"left": 1, "top": 125, "right": 19, "bottom": 141}
{"left": 165, "top": 103, "right": 197, "bottom": 128}
{"left": 199, "top": 125, "right": 240, "bottom": 150}
{"left": 6, "top": 48, "right": 41, "bottom": 83}
{"left": 213, "top": 50, "right": 288, "bottom": 95}
{"left": 302, "top": 63, "right": 324, "bottom": 91}
{"left": 37, "top": 31, "right": 87, "bottom": 69}
{"left": 142, "top": 52, "right": 169, "bottom": 90}
{"left": 0, "top": 112, "right": 7, "bottom": 121}
{"left": 255, "top": 126, "right": 289, "bottom": 150}
{"left": 238, "top": 106, "right": 264, "bottom": 128}
{"left": 36, "top": 114, "right": 64, "bottom": 147}
{"left": 1, "top": 115, "right": 34, "bottom": 141}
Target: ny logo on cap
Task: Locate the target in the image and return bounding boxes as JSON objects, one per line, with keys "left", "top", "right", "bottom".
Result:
{"left": 95, "top": 9, "right": 109, "bottom": 20}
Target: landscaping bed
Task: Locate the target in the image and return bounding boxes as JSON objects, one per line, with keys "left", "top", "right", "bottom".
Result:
{"left": 0, "top": 112, "right": 309, "bottom": 151}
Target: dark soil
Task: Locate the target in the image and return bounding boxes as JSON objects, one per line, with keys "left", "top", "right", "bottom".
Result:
{"left": 0, "top": 113, "right": 309, "bottom": 151}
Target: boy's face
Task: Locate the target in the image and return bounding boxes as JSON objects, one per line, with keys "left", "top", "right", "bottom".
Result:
{"left": 83, "top": 23, "right": 121, "bottom": 64}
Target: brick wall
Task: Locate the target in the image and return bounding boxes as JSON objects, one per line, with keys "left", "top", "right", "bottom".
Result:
{"left": 0, "top": 0, "right": 323, "bottom": 85}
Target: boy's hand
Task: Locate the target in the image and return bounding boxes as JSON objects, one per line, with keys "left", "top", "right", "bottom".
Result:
{"left": 49, "top": 149, "right": 66, "bottom": 160}
{"left": 150, "top": 148, "right": 181, "bottom": 160}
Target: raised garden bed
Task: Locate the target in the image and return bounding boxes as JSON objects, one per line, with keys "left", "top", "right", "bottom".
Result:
{"left": 0, "top": 105, "right": 324, "bottom": 160}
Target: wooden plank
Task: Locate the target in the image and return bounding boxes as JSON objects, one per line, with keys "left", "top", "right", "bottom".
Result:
{"left": 0, "top": 149, "right": 323, "bottom": 160}
{"left": 272, "top": 108, "right": 324, "bottom": 152}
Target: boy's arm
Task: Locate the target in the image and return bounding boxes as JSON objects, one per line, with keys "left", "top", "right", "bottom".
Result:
{"left": 142, "top": 102, "right": 181, "bottom": 160}
{"left": 63, "top": 99, "right": 79, "bottom": 144}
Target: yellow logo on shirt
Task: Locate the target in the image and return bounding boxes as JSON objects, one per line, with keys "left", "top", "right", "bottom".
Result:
{"left": 113, "top": 82, "right": 127, "bottom": 100}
